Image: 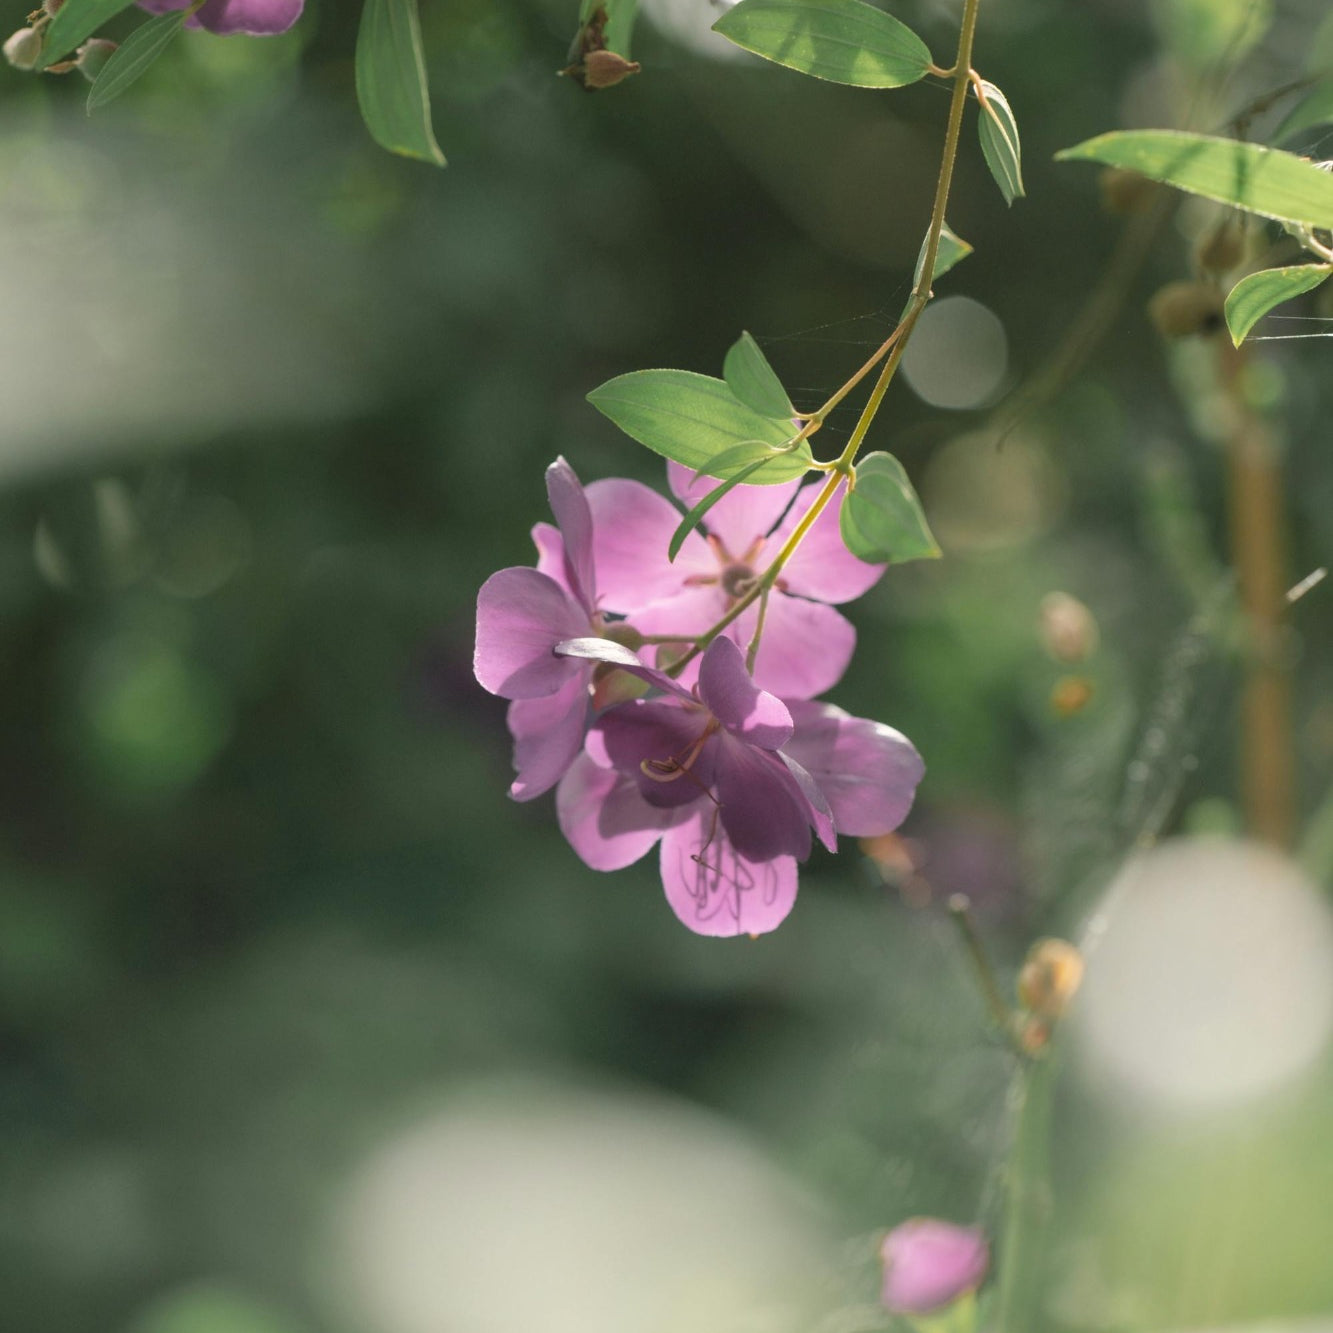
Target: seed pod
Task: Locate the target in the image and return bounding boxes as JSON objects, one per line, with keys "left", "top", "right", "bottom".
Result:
{"left": 3, "top": 27, "right": 43, "bottom": 71}
{"left": 1148, "top": 280, "right": 1225, "bottom": 339}
{"left": 75, "top": 38, "right": 117, "bottom": 83}
{"left": 1195, "top": 217, "right": 1245, "bottom": 277}
{"left": 1017, "top": 936, "right": 1085, "bottom": 1019}
{"left": 1039, "top": 591, "right": 1098, "bottom": 663}
{"left": 1099, "top": 166, "right": 1159, "bottom": 215}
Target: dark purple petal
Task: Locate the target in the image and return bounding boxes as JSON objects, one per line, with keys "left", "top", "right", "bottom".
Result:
{"left": 784, "top": 701, "right": 924, "bottom": 837}
{"left": 187, "top": 0, "right": 304, "bottom": 35}
{"left": 713, "top": 736, "right": 812, "bottom": 861}
{"left": 659, "top": 812, "right": 799, "bottom": 937}
{"left": 667, "top": 461, "right": 801, "bottom": 558}
{"left": 696, "top": 636, "right": 792, "bottom": 749}
{"left": 586, "top": 478, "right": 711, "bottom": 612}
{"left": 475, "top": 568, "right": 589, "bottom": 699}
{"left": 733, "top": 593, "right": 855, "bottom": 699}
{"left": 771, "top": 479, "right": 887, "bottom": 604}
{"left": 880, "top": 1219, "right": 989, "bottom": 1315}
{"left": 507, "top": 672, "right": 590, "bottom": 802}
{"left": 777, "top": 752, "right": 838, "bottom": 853}
{"left": 553, "top": 637, "right": 691, "bottom": 702}
{"left": 545, "top": 457, "right": 596, "bottom": 617}
{"left": 556, "top": 751, "right": 682, "bottom": 870}
{"left": 593, "top": 700, "right": 715, "bottom": 809}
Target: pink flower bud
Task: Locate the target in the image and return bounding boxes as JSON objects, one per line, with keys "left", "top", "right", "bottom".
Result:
{"left": 3, "top": 27, "right": 43, "bottom": 70}
{"left": 879, "top": 1218, "right": 989, "bottom": 1315}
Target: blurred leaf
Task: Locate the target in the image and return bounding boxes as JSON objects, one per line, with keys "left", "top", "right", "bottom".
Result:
{"left": 578, "top": 0, "right": 639, "bottom": 56}
{"left": 840, "top": 452, "right": 939, "bottom": 564}
{"left": 38, "top": 0, "right": 134, "bottom": 67}
{"left": 1055, "top": 131, "right": 1333, "bottom": 228}
{"left": 723, "top": 332, "right": 795, "bottom": 420}
{"left": 670, "top": 453, "right": 780, "bottom": 560}
{"left": 977, "top": 80, "right": 1024, "bottom": 206}
{"left": 1273, "top": 80, "right": 1333, "bottom": 143}
{"left": 86, "top": 10, "right": 188, "bottom": 113}
{"left": 1151, "top": 0, "right": 1273, "bottom": 72}
{"left": 912, "top": 221, "right": 974, "bottom": 291}
{"left": 355, "top": 0, "right": 445, "bottom": 166}
{"left": 587, "top": 371, "right": 811, "bottom": 480}
{"left": 712, "top": 0, "right": 933, "bottom": 89}
{"left": 1224, "top": 263, "right": 1332, "bottom": 344}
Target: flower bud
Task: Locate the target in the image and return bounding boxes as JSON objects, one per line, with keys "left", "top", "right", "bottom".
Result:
{"left": 75, "top": 38, "right": 116, "bottom": 82}
{"left": 3, "top": 27, "right": 43, "bottom": 71}
{"left": 1148, "top": 280, "right": 1225, "bottom": 339}
{"left": 42, "top": 0, "right": 65, "bottom": 16}
{"left": 563, "top": 47, "right": 642, "bottom": 90}
{"left": 880, "top": 1218, "right": 989, "bottom": 1315}
{"left": 1099, "top": 166, "right": 1159, "bottom": 216}
{"left": 1195, "top": 217, "right": 1245, "bottom": 277}
{"left": 1039, "top": 591, "right": 1098, "bottom": 663}
{"left": 1017, "top": 936, "right": 1084, "bottom": 1020}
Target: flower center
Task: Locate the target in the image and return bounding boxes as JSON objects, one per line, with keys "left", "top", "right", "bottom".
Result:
{"left": 720, "top": 563, "right": 755, "bottom": 599}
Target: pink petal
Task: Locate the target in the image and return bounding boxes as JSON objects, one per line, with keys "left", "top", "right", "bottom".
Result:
{"left": 630, "top": 585, "right": 728, "bottom": 644}
{"left": 475, "top": 567, "right": 589, "bottom": 699}
{"left": 660, "top": 813, "right": 799, "bottom": 937}
{"left": 697, "top": 637, "right": 792, "bottom": 748}
{"left": 531, "top": 522, "right": 571, "bottom": 595}
{"left": 556, "top": 752, "right": 681, "bottom": 870}
{"left": 507, "top": 672, "right": 590, "bottom": 802}
{"left": 667, "top": 462, "right": 801, "bottom": 558}
{"left": 586, "top": 478, "right": 711, "bottom": 612}
{"left": 545, "top": 458, "right": 596, "bottom": 616}
{"left": 784, "top": 702, "right": 925, "bottom": 837}
{"left": 880, "top": 1220, "right": 989, "bottom": 1315}
{"left": 772, "top": 480, "right": 887, "bottom": 605}
{"left": 195, "top": 0, "right": 304, "bottom": 35}
{"left": 713, "top": 736, "right": 812, "bottom": 861}
{"left": 732, "top": 594, "right": 855, "bottom": 700}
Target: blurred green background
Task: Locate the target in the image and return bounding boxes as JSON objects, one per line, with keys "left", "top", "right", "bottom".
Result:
{"left": 3, "top": 1, "right": 1333, "bottom": 1330}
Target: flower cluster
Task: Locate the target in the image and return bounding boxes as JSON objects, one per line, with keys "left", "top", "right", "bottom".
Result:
{"left": 474, "top": 457, "right": 924, "bottom": 937}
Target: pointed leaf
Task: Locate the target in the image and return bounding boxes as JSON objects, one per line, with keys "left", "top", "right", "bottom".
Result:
{"left": 1055, "top": 130, "right": 1333, "bottom": 229}
{"left": 908, "top": 223, "right": 973, "bottom": 312}
{"left": 977, "top": 80, "right": 1024, "bottom": 205}
{"left": 840, "top": 451, "right": 940, "bottom": 564}
{"left": 38, "top": 0, "right": 135, "bottom": 68}
{"left": 670, "top": 455, "right": 778, "bottom": 562}
{"left": 85, "top": 9, "right": 187, "bottom": 112}
{"left": 712, "top": 0, "right": 933, "bottom": 89}
{"left": 1224, "top": 263, "right": 1332, "bottom": 344}
{"left": 690, "top": 439, "right": 787, "bottom": 483}
{"left": 723, "top": 332, "right": 795, "bottom": 420}
{"left": 355, "top": 0, "right": 445, "bottom": 166}
{"left": 587, "top": 370, "right": 813, "bottom": 481}
{"left": 1272, "top": 81, "right": 1333, "bottom": 143}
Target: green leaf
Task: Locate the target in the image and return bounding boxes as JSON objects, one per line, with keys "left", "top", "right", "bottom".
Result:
{"left": 579, "top": 0, "right": 639, "bottom": 56}
{"left": 690, "top": 439, "right": 786, "bottom": 482}
{"left": 1272, "top": 81, "right": 1333, "bottom": 143}
{"left": 1224, "top": 263, "right": 1332, "bottom": 344}
{"left": 840, "top": 452, "right": 940, "bottom": 564}
{"left": 711, "top": 0, "right": 933, "bottom": 89}
{"left": 38, "top": 0, "right": 135, "bottom": 68}
{"left": 1150, "top": 0, "right": 1273, "bottom": 73}
{"left": 912, "top": 222, "right": 974, "bottom": 291}
{"left": 355, "top": 0, "right": 445, "bottom": 166}
{"left": 977, "top": 80, "right": 1024, "bottom": 206}
{"left": 85, "top": 10, "right": 186, "bottom": 113}
{"left": 723, "top": 333, "right": 795, "bottom": 420}
{"left": 587, "top": 371, "right": 813, "bottom": 481}
{"left": 1055, "top": 130, "right": 1333, "bottom": 229}
{"left": 669, "top": 456, "right": 778, "bottom": 561}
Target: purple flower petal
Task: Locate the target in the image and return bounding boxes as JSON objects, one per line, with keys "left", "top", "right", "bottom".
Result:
{"left": 532, "top": 522, "right": 571, "bottom": 596}
{"left": 696, "top": 636, "right": 792, "bottom": 749}
{"left": 593, "top": 699, "right": 716, "bottom": 808}
{"left": 667, "top": 461, "right": 801, "bottom": 559}
{"left": 777, "top": 751, "right": 838, "bottom": 853}
{"left": 545, "top": 457, "right": 596, "bottom": 617}
{"left": 713, "top": 736, "right": 812, "bottom": 861}
{"left": 630, "top": 585, "right": 728, "bottom": 643}
{"left": 168, "top": 0, "right": 304, "bottom": 35}
{"left": 556, "top": 751, "right": 682, "bottom": 870}
{"left": 733, "top": 594, "right": 856, "bottom": 700}
{"left": 772, "top": 480, "right": 887, "bottom": 605}
{"left": 586, "top": 478, "right": 711, "bottom": 612}
{"left": 553, "top": 637, "right": 691, "bottom": 701}
{"left": 784, "top": 702, "right": 924, "bottom": 836}
{"left": 474, "top": 567, "right": 589, "bottom": 699}
{"left": 660, "top": 812, "right": 799, "bottom": 936}
{"left": 880, "top": 1219, "right": 989, "bottom": 1315}
{"left": 507, "top": 672, "right": 590, "bottom": 802}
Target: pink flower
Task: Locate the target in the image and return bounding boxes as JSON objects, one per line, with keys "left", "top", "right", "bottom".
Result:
{"left": 136, "top": 0, "right": 303, "bottom": 36}
{"left": 879, "top": 1219, "right": 989, "bottom": 1315}
{"left": 474, "top": 458, "right": 613, "bottom": 802}
{"left": 586, "top": 463, "right": 885, "bottom": 699}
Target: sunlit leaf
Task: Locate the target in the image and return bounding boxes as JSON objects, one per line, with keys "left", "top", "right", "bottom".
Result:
{"left": 587, "top": 371, "right": 813, "bottom": 481}
{"left": 355, "top": 0, "right": 445, "bottom": 166}
{"left": 670, "top": 455, "right": 778, "bottom": 561}
{"left": 977, "top": 80, "right": 1024, "bottom": 205}
{"left": 1055, "top": 130, "right": 1333, "bottom": 228}
{"left": 38, "top": 0, "right": 135, "bottom": 67}
{"left": 1224, "top": 263, "right": 1332, "bottom": 344}
{"left": 1272, "top": 81, "right": 1333, "bottom": 143}
{"left": 85, "top": 10, "right": 187, "bottom": 113}
{"left": 712, "top": 0, "right": 933, "bottom": 89}
{"left": 840, "top": 451, "right": 940, "bottom": 564}
{"left": 723, "top": 332, "right": 795, "bottom": 420}
{"left": 689, "top": 439, "right": 787, "bottom": 483}
{"left": 912, "top": 222, "right": 974, "bottom": 291}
